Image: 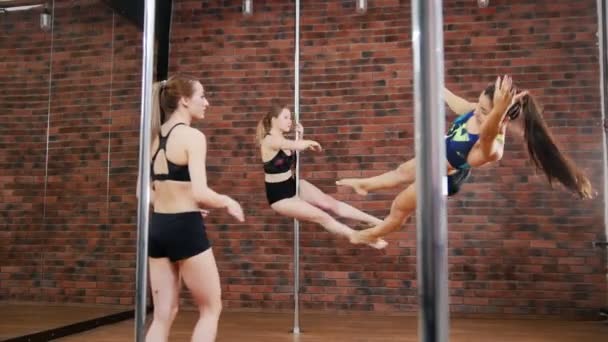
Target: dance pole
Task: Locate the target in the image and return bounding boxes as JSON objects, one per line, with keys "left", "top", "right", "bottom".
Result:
{"left": 596, "top": 0, "right": 608, "bottom": 247}
{"left": 411, "top": 0, "right": 449, "bottom": 341}
{"left": 292, "top": 0, "right": 301, "bottom": 334}
{"left": 135, "top": 0, "right": 156, "bottom": 340}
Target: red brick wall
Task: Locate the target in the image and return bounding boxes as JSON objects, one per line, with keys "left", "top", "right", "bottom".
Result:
{"left": 1, "top": 0, "right": 141, "bottom": 305}
{"left": 442, "top": 0, "right": 606, "bottom": 317}
{"left": 172, "top": 0, "right": 606, "bottom": 317}
{"left": 0, "top": 4, "right": 51, "bottom": 301}
{"left": 1, "top": 0, "right": 605, "bottom": 318}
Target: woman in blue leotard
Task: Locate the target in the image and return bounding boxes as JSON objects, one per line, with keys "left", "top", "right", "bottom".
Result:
{"left": 337, "top": 75, "right": 593, "bottom": 246}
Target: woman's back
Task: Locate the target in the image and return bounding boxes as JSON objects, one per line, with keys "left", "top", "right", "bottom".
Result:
{"left": 151, "top": 122, "right": 199, "bottom": 213}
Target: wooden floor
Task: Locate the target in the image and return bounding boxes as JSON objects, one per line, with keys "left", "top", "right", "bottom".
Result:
{"left": 0, "top": 303, "right": 125, "bottom": 340}
{"left": 1, "top": 304, "right": 606, "bottom": 341}
{"left": 57, "top": 310, "right": 607, "bottom": 342}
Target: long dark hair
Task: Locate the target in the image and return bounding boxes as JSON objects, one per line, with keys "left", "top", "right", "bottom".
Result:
{"left": 481, "top": 83, "right": 592, "bottom": 198}
{"left": 516, "top": 95, "right": 593, "bottom": 199}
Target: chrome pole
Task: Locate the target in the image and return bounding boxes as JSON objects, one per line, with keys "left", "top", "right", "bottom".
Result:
{"left": 135, "top": 0, "right": 156, "bottom": 340}
{"left": 596, "top": 0, "right": 608, "bottom": 257}
{"left": 292, "top": 0, "right": 301, "bottom": 335}
{"left": 411, "top": 0, "right": 449, "bottom": 340}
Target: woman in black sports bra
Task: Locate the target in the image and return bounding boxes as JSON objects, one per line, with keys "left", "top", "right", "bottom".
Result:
{"left": 140, "top": 75, "right": 244, "bottom": 342}
{"left": 337, "top": 75, "right": 593, "bottom": 246}
{"left": 256, "top": 104, "right": 387, "bottom": 249}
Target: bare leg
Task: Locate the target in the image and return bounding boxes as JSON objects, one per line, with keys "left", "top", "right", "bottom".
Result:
{"left": 180, "top": 249, "right": 222, "bottom": 342}
{"left": 350, "top": 182, "right": 417, "bottom": 245}
{"left": 299, "top": 180, "right": 382, "bottom": 226}
{"left": 336, "top": 158, "right": 416, "bottom": 195}
{"left": 146, "top": 258, "right": 180, "bottom": 342}
{"left": 271, "top": 197, "right": 388, "bottom": 249}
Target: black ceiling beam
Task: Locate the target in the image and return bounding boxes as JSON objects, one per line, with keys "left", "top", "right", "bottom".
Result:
{"left": 101, "top": 0, "right": 172, "bottom": 81}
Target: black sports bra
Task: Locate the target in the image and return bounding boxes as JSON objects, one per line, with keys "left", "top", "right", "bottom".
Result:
{"left": 151, "top": 123, "right": 190, "bottom": 182}
{"left": 263, "top": 149, "right": 296, "bottom": 174}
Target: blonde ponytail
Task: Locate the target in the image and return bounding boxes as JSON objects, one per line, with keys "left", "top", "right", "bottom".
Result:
{"left": 150, "top": 75, "right": 198, "bottom": 149}
{"left": 255, "top": 115, "right": 273, "bottom": 145}
{"left": 255, "top": 103, "right": 287, "bottom": 145}
{"left": 150, "top": 82, "right": 164, "bottom": 149}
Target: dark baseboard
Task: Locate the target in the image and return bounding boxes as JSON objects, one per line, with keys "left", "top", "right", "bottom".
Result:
{"left": 3, "top": 306, "right": 152, "bottom": 342}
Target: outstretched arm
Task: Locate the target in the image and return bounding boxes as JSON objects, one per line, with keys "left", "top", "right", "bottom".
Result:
{"left": 264, "top": 134, "right": 321, "bottom": 152}
{"left": 443, "top": 87, "right": 477, "bottom": 115}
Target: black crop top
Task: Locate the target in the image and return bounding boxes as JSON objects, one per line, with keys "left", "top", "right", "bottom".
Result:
{"left": 263, "top": 149, "right": 296, "bottom": 174}
{"left": 151, "top": 123, "right": 190, "bottom": 182}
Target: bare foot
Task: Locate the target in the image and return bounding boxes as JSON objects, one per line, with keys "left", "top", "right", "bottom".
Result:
{"left": 349, "top": 230, "right": 388, "bottom": 250}
{"left": 367, "top": 238, "right": 388, "bottom": 249}
{"left": 336, "top": 178, "right": 368, "bottom": 196}
{"left": 349, "top": 229, "right": 377, "bottom": 244}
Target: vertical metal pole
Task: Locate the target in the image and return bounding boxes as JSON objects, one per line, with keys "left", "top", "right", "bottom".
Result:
{"left": 135, "top": 0, "right": 156, "bottom": 341}
{"left": 411, "top": 0, "right": 449, "bottom": 341}
{"left": 41, "top": 0, "right": 55, "bottom": 291}
{"left": 292, "top": 0, "right": 301, "bottom": 335}
{"left": 596, "top": 0, "right": 608, "bottom": 300}
{"left": 597, "top": 0, "right": 608, "bottom": 248}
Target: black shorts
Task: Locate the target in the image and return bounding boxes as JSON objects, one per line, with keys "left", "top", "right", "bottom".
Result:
{"left": 447, "top": 168, "right": 471, "bottom": 197}
{"left": 265, "top": 176, "right": 297, "bottom": 205}
{"left": 149, "top": 211, "right": 211, "bottom": 262}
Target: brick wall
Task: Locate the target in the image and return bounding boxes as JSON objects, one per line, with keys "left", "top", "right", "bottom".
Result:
{"left": 1, "top": 0, "right": 605, "bottom": 318}
{"left": 1, "top": 0, "right": 141, "bottom": 305}
{"left": 0, "top": 3, "right": 51, "bottom": 301}
{"left": 442, "top": 0, "right": 606, "bottom": 316}
{"left": 172, "top": 0, "right": 606, "bottom": 317}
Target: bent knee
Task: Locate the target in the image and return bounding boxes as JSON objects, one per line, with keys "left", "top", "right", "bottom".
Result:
{"left": 197, "top": 298, "right": 222, "bottom": 316}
